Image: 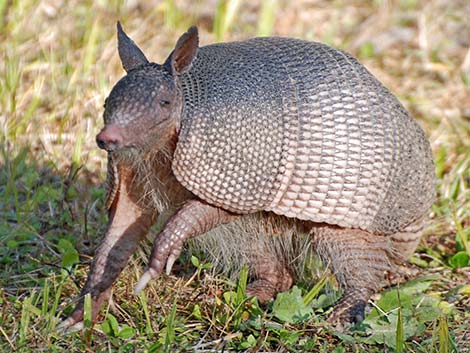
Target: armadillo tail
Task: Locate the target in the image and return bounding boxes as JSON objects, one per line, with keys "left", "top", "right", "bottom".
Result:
{"left": 389, "top": 220, "right": 426, "bottom": 263}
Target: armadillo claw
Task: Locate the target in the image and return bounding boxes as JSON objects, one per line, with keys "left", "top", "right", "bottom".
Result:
{"left": 165, "top": 253, "right": 178, "bottom": 276}
{"left": 56, "top": 317, "right": 84, "bottom": 335}
{"left": 134, "top": 268, "right": 158, "bottom": 294}
{"left": 134, "top": 247, "right": 182, "bottom": 293}
{"left": 134, "top": 235, "right": 186, "bottom": 294}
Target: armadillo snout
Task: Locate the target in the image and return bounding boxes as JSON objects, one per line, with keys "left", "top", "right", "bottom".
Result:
{"left": 96, "top": 125, "right": 124, "bottom": 152}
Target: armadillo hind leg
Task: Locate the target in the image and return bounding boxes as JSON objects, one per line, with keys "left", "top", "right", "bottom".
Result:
{"left": 246, "top": 259, "right": 293, "bottom": 303}
{"left": 134, "top": 200, "right": 238, "bottom": 294}
{"left": 59, "top": 166, "right": 155, "bottom": 333}
{"left": 312, "top": 226, "right": 392, "bottom": 329}
{"left": 246, "top": 253, "right": 294, "bottom": 303}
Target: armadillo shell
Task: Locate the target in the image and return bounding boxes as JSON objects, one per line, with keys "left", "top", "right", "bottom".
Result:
{"left": 172, "top": 37, "right": 435, "bottom": 234}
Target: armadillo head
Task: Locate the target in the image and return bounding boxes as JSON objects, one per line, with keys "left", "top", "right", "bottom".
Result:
{"left": 96, "top": 23, "right": 199, "bottom": 154}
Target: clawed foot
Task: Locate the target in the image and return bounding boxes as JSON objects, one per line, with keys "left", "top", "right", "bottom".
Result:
{"left": 326, "top": 288, "right": 370, "bottom": 331}
{"left": 134, "top": 234, "right": 185, "bottom": 294}
{"left": 57, "top": 288, "right": 112, "bottom": 334}
{"left": 135, "top": 201, "right": 237, "bottom": 294}
{"left": 59, "top": 200, "right": 235, "bottom": 333}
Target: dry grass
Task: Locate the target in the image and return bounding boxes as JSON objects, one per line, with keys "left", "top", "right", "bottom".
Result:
{"left": 0, "top": 0, "right": 469, "bottom": 351}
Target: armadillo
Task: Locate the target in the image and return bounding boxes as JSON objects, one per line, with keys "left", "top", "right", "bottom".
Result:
{"left": 59, "top": 23, "right": 435, "bottom": 331}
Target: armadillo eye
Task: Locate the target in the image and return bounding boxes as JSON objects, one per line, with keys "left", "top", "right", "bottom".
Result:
{"left": 159, "top": 100, "right": 170, "bottom": 107}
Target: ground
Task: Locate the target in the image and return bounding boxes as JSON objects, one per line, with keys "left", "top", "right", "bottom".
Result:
{"left": 0, "top": 0, "right": 469, "bottom": 352}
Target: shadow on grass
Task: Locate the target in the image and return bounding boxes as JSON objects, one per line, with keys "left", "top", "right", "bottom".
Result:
{"left": 0, "top": 145, "right": 107, "bottom": 295}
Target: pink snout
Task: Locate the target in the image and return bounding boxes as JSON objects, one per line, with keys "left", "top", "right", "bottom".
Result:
{"left": 96, "top": 125, "right": 124, "bottom": 152}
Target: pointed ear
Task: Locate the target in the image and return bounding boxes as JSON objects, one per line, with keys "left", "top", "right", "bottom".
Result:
{"left": 164, "top": 26, "right": 199, "bottom": 75}
{"left": 117, "top": 21, "right": 149, "bottom": 72}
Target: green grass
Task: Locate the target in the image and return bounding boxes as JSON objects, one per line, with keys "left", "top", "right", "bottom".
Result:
{"left": 1, "top": 0, "right": 469, "bottom": 351}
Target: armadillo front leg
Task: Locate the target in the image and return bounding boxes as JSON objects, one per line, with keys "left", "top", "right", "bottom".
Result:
{"left": 312, "top": 226, "right": 392, "bottom": 329}
{"left": 134, "top": 200, "right": 237, "bottom": 293}
{"left": 59, "top": 164, "right": 155, "bottom": 332}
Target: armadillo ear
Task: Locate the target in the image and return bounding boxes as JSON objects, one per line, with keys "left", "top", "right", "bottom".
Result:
{"left": 117, "top": 21, "right": 149, "bottom": 72}
{"left": 165, "top": 26, "right": 199, "bottom": 75}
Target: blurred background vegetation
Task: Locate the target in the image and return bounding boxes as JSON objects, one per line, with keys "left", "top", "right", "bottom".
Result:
{"left": 0, "top": 0, "right": 469, "bottom": 351}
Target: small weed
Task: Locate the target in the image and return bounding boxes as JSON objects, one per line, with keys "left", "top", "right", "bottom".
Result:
{"left": 162, "top": 0, "right": 182, "bottom": 29}
{"left": 257, "top": 0, "right": 277, "bottom": 36}
{"left": 190, "top": 255, "right": 212, "bottom": 280}
{"left": 213, "top": 0, "right": 242, "bottom": 41}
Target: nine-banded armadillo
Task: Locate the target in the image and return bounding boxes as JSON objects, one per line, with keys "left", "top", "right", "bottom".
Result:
{"left": 59, "top": 23, "right": 435, "bottom": 331}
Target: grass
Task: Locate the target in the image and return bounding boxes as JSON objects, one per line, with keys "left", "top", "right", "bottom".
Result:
{"left": 0, "top": 0, "right": 469, "bottom": 351}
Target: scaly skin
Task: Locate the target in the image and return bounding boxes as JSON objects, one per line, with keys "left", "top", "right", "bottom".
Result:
{"left": 134, "top": 200, "right": 238, "bottom": 294}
